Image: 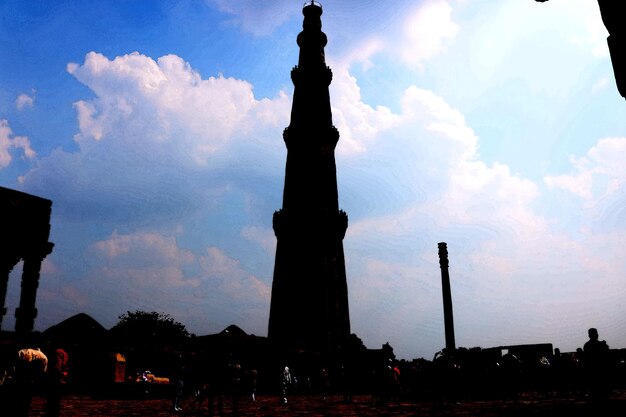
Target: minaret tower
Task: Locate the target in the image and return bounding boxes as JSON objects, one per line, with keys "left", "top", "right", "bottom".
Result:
{"left": 268, "top": 2, "right": 350, "bottom": 353}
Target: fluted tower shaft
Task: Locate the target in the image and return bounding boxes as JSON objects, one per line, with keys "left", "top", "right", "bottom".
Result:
{"left": 268, "top": 3, "right": 350, "bottom": 353}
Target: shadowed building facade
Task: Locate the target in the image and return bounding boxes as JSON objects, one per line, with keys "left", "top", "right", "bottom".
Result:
{"left": 0, "top": 186, "right": 54, "bottom": 334}
{"left": 268, "top": 2, "right": 350, "bottom": 353}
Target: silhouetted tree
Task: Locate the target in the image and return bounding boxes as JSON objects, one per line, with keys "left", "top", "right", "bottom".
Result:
{"left": 110, "top": 311, "right": 190, "bottom": 345}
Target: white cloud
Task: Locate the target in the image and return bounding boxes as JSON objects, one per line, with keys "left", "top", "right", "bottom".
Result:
{"left": 241, "top": 225, "right": 275, "bottom": 255}
{"left": 329, "top": 62, "right": 399, "bottom": 154}
{"left": 399, "top": 86, "right": 477, "bottom": 159}
{"left": 398, "top": 0, "right": 459, "bottom": 68}
{"left": 0, "top": 119, "right": 36, "bottom": 169}
{"left": 208, "top": 0, "right": 297, "bottom": 36}
{"left": 330, "top": 67, "right": 624, "bottom": 355}
{"left": 460, "top": 0, "right": 608, "bottom": 97}
{"left": 327, "top": 1, "right": 459, "bottom": 80}
{"left": 66, "top": 52, "right": 290, "bottom": 158}
{"left": 564, "top": 0, "right": 609, "bottom": 58}
{"left": 336, "top": 38, "right": 385, "bottom": 71}
{"left": 16, "top": 90, "right": 35, "bottom": 110}
{"left": 545, "top": 137, "right": 626, "bottom": 203}
{"left": 92, "top": 230, "right": 198, "bottom": 288}
{"left": 199, "top": 246, "right": 271, "bottom": 302}
{"left": 20, "top": 52, "right": 290, "bottom": 222}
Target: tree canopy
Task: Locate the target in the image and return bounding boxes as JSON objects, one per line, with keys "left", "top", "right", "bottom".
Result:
{"left": 110, "top": 310, "right": 190, "bottom": 345}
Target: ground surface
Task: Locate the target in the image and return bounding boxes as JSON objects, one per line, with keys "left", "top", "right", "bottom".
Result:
{"left": 23, "top": 390, "right": 626, "bottom": 417}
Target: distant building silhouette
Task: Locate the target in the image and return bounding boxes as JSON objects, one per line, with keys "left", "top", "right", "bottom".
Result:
{"left": 268, "top": 2, "right": 350, "bottom": 353}
{"left": 0, "top": 186, "right": 54, "bottom": 334}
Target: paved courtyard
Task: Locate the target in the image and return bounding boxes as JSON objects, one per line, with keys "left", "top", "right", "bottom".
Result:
{"left": 23, "top": 391, "right": 626, "bottom": 417}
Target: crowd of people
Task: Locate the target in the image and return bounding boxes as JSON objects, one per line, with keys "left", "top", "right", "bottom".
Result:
{"left": 1, "top": 344, "right": 69, "bottom": 417}
{"left": 159, "top": 328, "right": 622, "bottom": 414}
{"left": 0, "top": 328, "right": 623, "bottom": 415}
{"left": 423, "top": 327, "right": 619, "bottom": 405}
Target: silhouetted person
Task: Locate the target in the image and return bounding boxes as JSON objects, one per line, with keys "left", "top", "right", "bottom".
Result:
{"left": 228, "top": 361, "right": 242, "bottom": 416}
{"left": 187, "top": 352, "right": 210, "bottom": 414}
{"left": 12, "top": 347, "right": 48, "bottom": 417}
{"left": 248, "top": 368, "right": 258, "bottom": 402}
{"left": 338, "top": 363, "right": 355, "bottom": 404}
{"left": 44, "top": 347, "right": 69, "bottom": 417}
{"left": 499, "top": 351, "right": 522, "bottom": 401}
{"left": 583, "top": 328, "right": 611, "bottom": 403}
{"left": 432, "top": 348, "right": 457, "bottom": 408}
{"left": 281, "top": 366, "right": 291, "bottom": 404}
{"left": 206, "top": 356, "right": 227, "bottom": 417}
{"left": 320, "top": 367, "right": 330, "bottom": 401}
{"left": 171, "top": 353, "right": 185, "bottom": 412}
{"left": 551, "top": 347, "right": 574, "bottom": 397}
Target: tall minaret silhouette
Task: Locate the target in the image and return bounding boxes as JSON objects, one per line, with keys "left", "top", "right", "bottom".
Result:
{"left": 268, "top": 2, "right": 350, "bottom": 353}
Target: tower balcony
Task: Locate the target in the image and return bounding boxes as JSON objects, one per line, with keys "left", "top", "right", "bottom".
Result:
{"left": 283, "top": 125, "right": 339, "bottom": 151}
{"left": 291, "top": 65, "right": 332, "bottom": 86}
{"left": 273, "top": 208, "right": 348, "bottom": 240}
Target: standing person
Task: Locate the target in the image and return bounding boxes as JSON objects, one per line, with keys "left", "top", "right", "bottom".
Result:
{"left": 281, "top": 366, "right": 291, "bottom": 404}
{"left": 583, "top": 327, "right": 611, "bottom": 403}
{"left": 12, "top": 347, "right": 48, "bottom": 417}
{"left": 320, "top": 367, "right": 330, "bottom": 401}
{"left": 249, "top": 368, "right": 258, "bottom": 402}
{"left": 171, "top": 353, "right": 185, "bottom": 412}
{"left": 44, "top": 347, "right": 69, "bottom": 417}
{"left": 229, "top": 361, "right": 242, "bottom": 417}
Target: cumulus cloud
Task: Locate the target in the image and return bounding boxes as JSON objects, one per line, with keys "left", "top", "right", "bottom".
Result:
{"left": 16, "top": 90, "right": 35, "bottom": 110}
{"left": 329, "top": 62, "right": 399, "bottom": 154}
{"left": 330, "top": 60, "right": 623, "bottom": 355}
{"left": 199, "top": 246, "right": 270, "bottom": 301}
{"left": 335, "top": 0, "right": 624, "bottom": 355}
{"left": 91, "top": 230, "right": 198, "bottom": 288}
{"left": 398, "top": 0, "right": 459, "bottom": 68}
{"left": 454, "top": 0, "right": 610, "bottom": 99}
{"left": 241, "top": 225, "right": 275, "bottom": 255}
{"left": 20, "top": 52, "right": 290, "bottom": 222}
{"left": 197, "top": 246, "right": 271, "bottom": 332}
{"left": 327, "top": 1, "right": 459, "bottom": 73}
{"left": 33, "top": 228, "right": 272, "bottom": 334}
{"left": 0, "top": 119, "right": 36, "bottom": 169}
{"left": 66, "top": 52, "right": 289, "bottom": 155}
{"left": 545, "top": 137, "right": 626, "bottom": 203}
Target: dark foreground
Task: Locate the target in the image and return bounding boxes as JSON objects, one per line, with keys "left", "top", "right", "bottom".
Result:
{"left": 23, "top": 391, "right": 626, "bottom": 417}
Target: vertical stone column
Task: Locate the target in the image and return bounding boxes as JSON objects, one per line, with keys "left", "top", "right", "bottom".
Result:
{"left": 438, "top": 242, "right": 456, "bottom": 351}
{"left": 0, "top": 256, "right": 21, "bottom": 330}
{"left": 14, "top": 243, "right": 53, "bottom": 335}
{"left": 1, "top": 262, "right": 14, "bottom": 330}
{"left": 1, "top": 186, "right": 54, "bottom": 334}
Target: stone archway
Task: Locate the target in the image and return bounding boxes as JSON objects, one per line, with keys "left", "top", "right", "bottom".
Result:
{"left": 1, "top": 186, "right": 54, "bottom": 334}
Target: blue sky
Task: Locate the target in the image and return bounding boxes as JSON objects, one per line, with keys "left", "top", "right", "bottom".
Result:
{"left": 1, "top": 0, "right": 625, "bottom": 360}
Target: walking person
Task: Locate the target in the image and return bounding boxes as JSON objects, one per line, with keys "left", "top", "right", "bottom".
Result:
{"left": 44, "top": 347, "right": 69, "bottom": 417}
{"left": 249, "top": 368, "right": 258, "bottom": 402}
{"left": 281, "top": 366, "right": 292, "bottom": 404}
{"left": 171, "top": 353, "right": 185, "bottom": 412}
{"left": 229, "top": 361, "right": 242, "bottom": 416}
{"left": 12, "top": 347, "right": 48, "bottom": 417}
